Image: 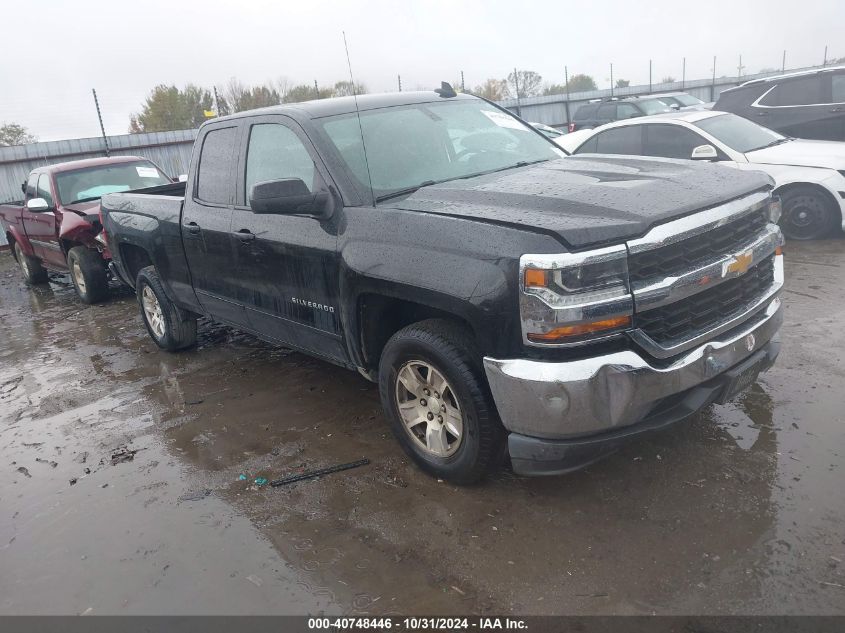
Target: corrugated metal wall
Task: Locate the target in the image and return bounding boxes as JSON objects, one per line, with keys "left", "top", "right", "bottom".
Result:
{"left": 496, "top": 65, "right": 827, "bottom": 128}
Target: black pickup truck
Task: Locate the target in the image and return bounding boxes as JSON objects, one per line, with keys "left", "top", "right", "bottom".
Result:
{"left": 102, "top": 90, "right": 785, "bottom": 483}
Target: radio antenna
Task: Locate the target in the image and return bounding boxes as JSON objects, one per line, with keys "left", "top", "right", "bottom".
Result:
{"left": 342, "top": 31, "right": 375, "bottom": 206}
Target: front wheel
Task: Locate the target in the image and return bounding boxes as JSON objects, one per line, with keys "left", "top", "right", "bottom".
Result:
{"left": 13, "top": 242, "right": 48, "bottom": 285}
{"left": 378, "top": 319, "right": 505, "bottom": 484}
{"left": 67, "top": 246, "right": 108, "bottom": 304}
{"left": 136, "top": 266, "right": 197, "bottom": 352}
{"left": 780, "top": 186, "right": 838, "bottom": 240}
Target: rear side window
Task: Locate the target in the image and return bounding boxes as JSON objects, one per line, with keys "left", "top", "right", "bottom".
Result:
{"left": 196, "top": 126, "right": 237, "bottom": 204}
{"left": 594, "top": 126, "right": 643, "bottom": 154}
{"left": 644, "top": 125, "right": 707, "bottom": 159}
{"left": 597, "top": 104, "right": 616, "bottom": 119}
{"left": 832, "top": 74, "right": 845, "bottom": 103}
{"left": 574, "top": 135, "right": 598, "bottom": 153}
{"left": 573, "top": 105, "right": 596, "bottom": 120}
{"left": 616, "top": 103, "right": 640, "bottom": 119}
{"left": 760, "top": 76, "right": 822, "bottom": 106}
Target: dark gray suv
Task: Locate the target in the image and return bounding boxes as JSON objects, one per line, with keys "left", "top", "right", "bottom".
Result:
{"left": 715, "top": 66, "right": 845, "bottom": 141}
{"left": 569, "top": 97, "right": 674, "bottom": 132}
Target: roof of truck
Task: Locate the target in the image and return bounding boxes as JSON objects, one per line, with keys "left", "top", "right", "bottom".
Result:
{"left": 212, "top": 90, "right": 479, "bottom": 124}
{"left": 32, "top": 155, "right": 148, "bottom": 175}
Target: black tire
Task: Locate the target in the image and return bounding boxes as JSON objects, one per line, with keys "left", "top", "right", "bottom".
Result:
{"left": 780, "top": 186, "right": 838, "bottom": 240}
{"left": 136, "top": 265, "right": 197, "bottom": 352}
{"left": 13, "top": 242, "right": 48, "bottom": 285}
{"left": 378, "top": 319, "right": 505, "bottom": 484}
{"left": 67, "top": 246, "right": 108, "bottom": 304}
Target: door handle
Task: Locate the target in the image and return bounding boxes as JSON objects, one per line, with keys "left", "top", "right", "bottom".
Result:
{"left": 184, "top": 222, "right": 201, "bottom": 235}
{"left": 233, "top": 229, "right": 256, "bottom": 242}
{"left": 756, "top": 111, "right": 770, "bottom": 116}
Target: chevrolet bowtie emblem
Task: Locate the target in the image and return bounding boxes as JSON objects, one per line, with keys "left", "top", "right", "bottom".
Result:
{"left": 723, "top": 251, "right": 753, "bottom": 277}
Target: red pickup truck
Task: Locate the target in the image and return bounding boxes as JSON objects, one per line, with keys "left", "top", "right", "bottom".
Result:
{"left": 0, "top": 156, "right": 173, "bottom": 303}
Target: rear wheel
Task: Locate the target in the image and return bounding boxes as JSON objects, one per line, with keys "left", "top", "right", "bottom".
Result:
{"left": 780, "top": 186, "right": 837, "bottom": 240}
{"left": 13, "top": 242, "right": 48, "bottom": 285}
{"left": 67, "top": 246, "right": 108, "bottom": 304}
{"left": 136, "top": 266, "right": 197, "bottom": 352}
{"left": 379, "top": 319, "right": 505, "bottom": 484}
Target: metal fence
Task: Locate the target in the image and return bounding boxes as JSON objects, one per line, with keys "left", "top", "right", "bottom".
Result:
{"left": 496, "top": 64, "right": 830, "bottom": 128}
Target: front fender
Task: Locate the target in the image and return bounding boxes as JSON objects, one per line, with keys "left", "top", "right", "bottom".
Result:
{"left": 59, "top": 212, "right": 98, "bottom": 251}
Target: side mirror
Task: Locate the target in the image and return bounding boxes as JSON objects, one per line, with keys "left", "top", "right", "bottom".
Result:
{"left": 669, "top": 103, "right": 681, "bottom": 110}
{"left": 249, "top": 178, "right": 330, "bottom": 218}
{"left": 691, "top": 144, "right": 718, "bottom": 161}
{"left": 26, "top": 198, "right": 52, "bottom": 212}
{"left": 177, "top": 174, "right": 188, "bottom": 182}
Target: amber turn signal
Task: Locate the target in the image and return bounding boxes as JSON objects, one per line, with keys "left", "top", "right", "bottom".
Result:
{"left": 524, "top": 268, "right": 548, "bottom": 288}
{"left": 775, "top": 245, "right": 783, "bottom": 256}
{"left": 527, "top": 315, "right": 631, "bottom": 342}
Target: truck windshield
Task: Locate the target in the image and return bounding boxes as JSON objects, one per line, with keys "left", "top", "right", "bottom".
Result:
{"left": 318, "top": 100, "right": 563, "bottom": 201}
{"left": 694, "top": 113, "right": 785, "bottom": 153}
{"left": 55, "top": 161, "right": 171, "bottom": 204}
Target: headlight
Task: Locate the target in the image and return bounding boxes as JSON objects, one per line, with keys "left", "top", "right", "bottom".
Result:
{"left": 768, "top": 196, "right": 782, "bottom": 224}
{"left": 520, "top": 245, "right": 633, "bottom": 346}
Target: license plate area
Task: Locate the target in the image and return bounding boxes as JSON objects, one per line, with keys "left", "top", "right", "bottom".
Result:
{"left": 716, "top": 349, "right": 767, "bottom": 404}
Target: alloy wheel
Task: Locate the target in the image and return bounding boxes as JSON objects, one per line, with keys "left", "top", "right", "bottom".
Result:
{"left": 142, "top": 285, "right": 165, "bottom": 339}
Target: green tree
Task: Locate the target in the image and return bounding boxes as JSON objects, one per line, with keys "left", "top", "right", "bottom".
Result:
{"left": 225, "top": 79, "right": 282, "bottom": 112}
{"left": 565, "top": 74, "right": 598, "bottom": 92}
{"left": 0, "top": 122, "right": 37, "bottom": 146}
{"left": 661, "top": 76, "right": 676, "bottom": 83}
{"left": 472, "top": 78, "right": 508, "bottom": 101}
{"left": 615, "top": 78, "right": 630, "bottom": 88}
{"left": 332, "top": 80, "right": 367, "bottom": 97}
{"left": 506, "top": 70, "right": 543, "bottom": 98}
{"left": 543, "top": 83, "right": 568, "bottom": 96}
{"left": 130, "top": 84, "right": 214, "bottom": 133}
{"left": 283, "top": 83, "right": 322, "bottom": 103}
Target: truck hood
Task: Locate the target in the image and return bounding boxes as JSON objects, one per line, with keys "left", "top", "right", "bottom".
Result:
{"left": 391, "top": 156, "right": 771, "bottom": 249}
{"left": 746, "top": 139, "right": 845, "bottom": 170}
{"left": 62, "top": 200, "right": 101, "bottom": 217}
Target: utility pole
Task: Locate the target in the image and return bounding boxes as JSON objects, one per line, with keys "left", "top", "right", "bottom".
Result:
{"left": 711, "top": 56, "right": 717, "bottom": 102}
{"left": 564, "top": 65, "right": 571, "bottom": 128}
{"left": 782, "top": 50, "right": 786, "bottom": 72}
{"left": 610, "top": 63, "right": 614, "bottom": 97}
{"left": 460, "top": 70, "right": 465, "bottom": 92}
{"left": 649, "top": 59, "right": 652, "bottom": 93}
{"left": 213, "top": 85, "right": 222, "bottom": 116}
{"left": 737, "top": 54, "right": 744, "bottom": 78}
{"left": 314, "top": 80, "right": 320, "bottom": 99}
{"left": 398, "top": 75, "right": 402, "bottom": 92}
{"left": 513, "top": 67, "right": 521, "bottom": 116}
{"left": 682, "top": 57, "right": 686, "bottom": 89}
{"left": 823, "top": 45, "right": 828, "bottom": 66}
{"left": 91, "top": 88, "right": 109, "bottom": 157}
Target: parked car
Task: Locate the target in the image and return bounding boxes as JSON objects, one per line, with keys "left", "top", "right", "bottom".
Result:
{"left": 0, "top": 156, "right": 175, "bottom": 302}
{"left": 648, "top": 91, "right": 709, "bottom": 110}
{"left": 102, "top": 90, "right": 783, "bottom": 483}
{"left": 715, "top": 65, "right": 845, "bottom": 141}
{"left": 569, "top": 97, "right": 674, "bottom": 132}
{"left": 568, "top": 110, "right": 845, "bottom": 239}
{"left": 530, "top": 122, "right": 566, "bottom": 138}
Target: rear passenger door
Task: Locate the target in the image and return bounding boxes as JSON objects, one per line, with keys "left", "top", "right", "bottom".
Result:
{"left": 181, "top": 123, "right": 248, "bottom": 326}
{"left": 228, "top": 115, "right": 348, "bottom": 363}
{"left": 755, "top": 75, "right": 833, "bottom": 139}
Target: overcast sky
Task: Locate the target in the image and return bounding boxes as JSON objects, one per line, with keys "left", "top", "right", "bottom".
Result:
{"left": 2, "top": 0, "right": 842, "bottom": 141}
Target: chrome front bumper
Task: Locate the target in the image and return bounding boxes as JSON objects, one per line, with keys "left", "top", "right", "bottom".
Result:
{"left": 484, "top": 297, "right": 782, "bottom": 441}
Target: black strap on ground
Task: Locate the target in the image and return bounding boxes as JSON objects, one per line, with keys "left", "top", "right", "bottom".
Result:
{"left": 270, "top": 458, "right": 370, "bottom": 487}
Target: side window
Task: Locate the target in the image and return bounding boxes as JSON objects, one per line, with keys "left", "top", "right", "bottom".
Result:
{"left": 196, "top": 126, "right": 237, "bottom": 205}
{"left": 831, "top": 74, "right": 845, "bottom": 104}
{"left": 573, "top": 105, "right": 595, "bottom": 121}
{"left": 616, "top": 103, "right": 640, "bottom": 120}
{"left": 597, "top": 104, "right": 616, "bottom": 120}
{"left": 36, "top": 174, "right": 54, "bottom": 206}
{"left": 574, "top": 135, "right": 598, "bottom": 154}
{"left": 26, "top": 173, "right": 39, "bottom": 198}
{"left": 594, "top": 126, "right": 643, "bottom": 155}
{"left": 760, "top": 76, "right": 822, "bottom": 106}
{"left": 245, "top": 124, "right": 317, "bottom": 197}
{"left": 644, "top": 125, "right": 708, "bottom": 159}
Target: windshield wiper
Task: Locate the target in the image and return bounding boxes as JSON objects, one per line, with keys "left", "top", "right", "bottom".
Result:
{"left": 67, "top": 196, "right": 101, "bottom": 204}
{"left": 750, "top": 137, "right": 791, "bottom": 152}
{"left": 375, "top": 181, "right": 436, "bottom": 202}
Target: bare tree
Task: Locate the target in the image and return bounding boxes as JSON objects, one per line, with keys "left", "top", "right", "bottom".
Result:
{"left": 473, "top": 78, "right": 508, "bottom": 101}
{"left": 0, "top": 122, "right": 37, "bottom": 146}
{"left": 506, "top": 70, "right": 543, "bottom": 98}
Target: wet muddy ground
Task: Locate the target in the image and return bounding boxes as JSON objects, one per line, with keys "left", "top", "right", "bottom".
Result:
{"left": 1, "top": 239, "right": 844, "bottom": 616}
